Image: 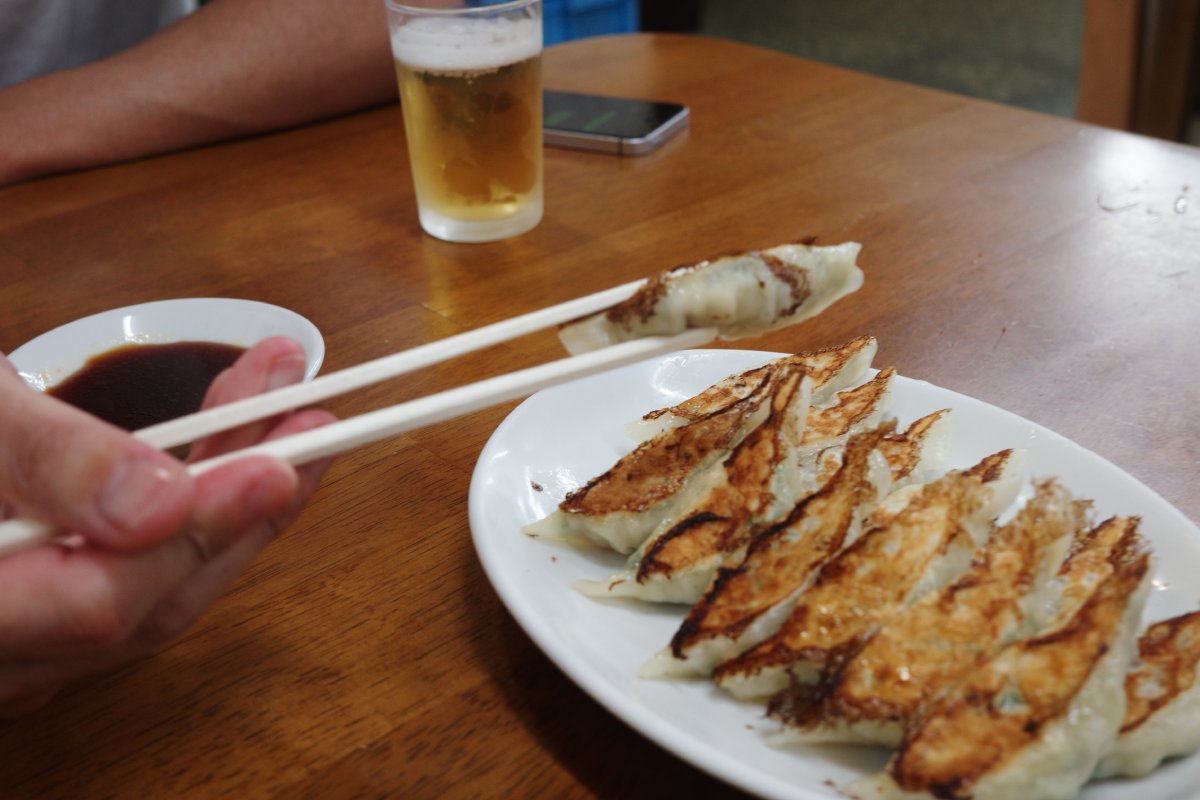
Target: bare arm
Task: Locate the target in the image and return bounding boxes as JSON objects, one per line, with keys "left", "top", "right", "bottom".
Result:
{"left": 0, "top": 0, "right": 397, "bottom": 186}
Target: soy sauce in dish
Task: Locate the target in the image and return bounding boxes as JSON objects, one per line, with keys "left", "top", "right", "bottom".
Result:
{"left": 48, "top": 341, "right": 245, "bottom": 432}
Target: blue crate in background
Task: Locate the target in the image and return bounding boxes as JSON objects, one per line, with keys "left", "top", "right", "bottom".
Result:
{"left": 544, "top": 0, "right": 639, "bottom": 45}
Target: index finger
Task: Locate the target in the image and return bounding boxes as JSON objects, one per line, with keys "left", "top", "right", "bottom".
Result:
{"left": 186, "top": 336, "right": 310, "bottom": 463}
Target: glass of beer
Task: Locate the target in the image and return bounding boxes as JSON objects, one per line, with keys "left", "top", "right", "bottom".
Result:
{"left": 384, "top": 0, "right": 543, "bottom": 243}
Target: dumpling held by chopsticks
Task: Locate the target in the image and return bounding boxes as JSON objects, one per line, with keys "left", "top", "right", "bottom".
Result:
{"left": 557, "top": 241, "right": 864, "bottom": 355}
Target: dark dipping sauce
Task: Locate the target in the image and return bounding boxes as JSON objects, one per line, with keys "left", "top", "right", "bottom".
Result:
{"left": 48, "top": 341, "right": 246, "bottom": 431}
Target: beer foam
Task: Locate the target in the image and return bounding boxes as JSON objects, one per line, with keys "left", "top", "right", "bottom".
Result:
{"left": 390, "top": 15, "right": 541, "bottom": 72}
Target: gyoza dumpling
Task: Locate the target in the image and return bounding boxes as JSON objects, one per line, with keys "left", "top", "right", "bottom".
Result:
{"left": 576, "top": 364, "right": 811, "bottom": 603}
{"left": 769, "top": 479, "right": 1090, "bottom": 747}
{"left": 578, "top": 369, "right": 897, "bottom": 605}
{"left": 713, "top": 450, "right": 1024, "bottom": 701}
{"left": 523, "top": 367, "right": 779, "bottom": 553}
{"left": 853, "top": 516, "right": 1152, "bottom": 800}
{"left": 1094, "top": 610, "right": 1200, "bottom": 778}
{"left": 864, "top": 447, "right": 1026, "bottom": 545}
{"left": 630, "top": 335, "right": 877, "bottom": 441}
{"left": 774, "top": 367, "right": 897, "bottom": 507}
{"left": 874, "top": 409, "right": 955, "bottom": 492}
{"left": 639, "top": 425, "right": 894, "bottom": 679}
{"left": 557, "top": 242, "right": 864, "bottom": 355}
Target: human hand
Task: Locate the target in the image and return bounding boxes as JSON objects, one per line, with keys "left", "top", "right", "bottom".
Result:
{"left": 0, "top": 336, "right": 336, "bottom": 715}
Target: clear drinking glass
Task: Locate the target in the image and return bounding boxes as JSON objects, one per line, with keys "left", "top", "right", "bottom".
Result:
{"left": 384, "top": 0, "right": 544, "bottom": 243}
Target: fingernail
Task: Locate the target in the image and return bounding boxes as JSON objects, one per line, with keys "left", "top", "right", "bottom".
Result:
{"left": 98, "top": 452, "right": 186, "bottom": 536}
{"left": 267, "top": 352, "right": 307, "bottom": 392}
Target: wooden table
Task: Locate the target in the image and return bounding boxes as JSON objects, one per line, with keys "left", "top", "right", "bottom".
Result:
{"left": 2, "top": 33, "right": 1198, "bottom": 799}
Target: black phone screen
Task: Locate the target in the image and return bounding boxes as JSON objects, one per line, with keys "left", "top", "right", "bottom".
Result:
{"left": 543, "top": 90, "right": 688, "bottom": 141}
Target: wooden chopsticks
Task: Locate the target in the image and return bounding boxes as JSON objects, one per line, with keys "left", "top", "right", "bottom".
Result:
{"left": 0, "top": 279, "right": 716, "bottom": 557}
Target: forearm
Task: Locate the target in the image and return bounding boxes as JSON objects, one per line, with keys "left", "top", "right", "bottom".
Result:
{"left": 0, "top": 0, "right": 397, "bottom": 186}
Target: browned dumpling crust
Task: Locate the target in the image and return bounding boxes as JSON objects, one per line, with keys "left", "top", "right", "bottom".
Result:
{"left": 1122, "top": 611, "right": 1200, "bottom": 735}
{"left": 876, "top": 409, "right": 952, "bottom": 484}
{"left": 636, "top": 368, "right": 894, "bottom": 590}
{"left": 635, "top": 365, "right": 809, "bottom": 586}
{"left": 561, "top": 376, "right": 775, "bottom": 516}
{"left": 642, "top": 425, "right": 893, "bottom": 678}
{"left": 713, "top": 469, "right": 987, "bottom": 698}
{"left": 769, "top": 479, "right": 1091, "bottom": 746}
{"left": 800, "top": 368, "right": 895, "bottom": 445}
{"left": 1094, "top": 609, "right": 1200, "bottom": 778}
{"left": 872, "top": 517, "right": 1151, "bottom": 800}
{"left": 524, "top": 367, "right": 782, "bottom": 553}
{"left": 640, "top": 334, "right": 878, "bottom": 429}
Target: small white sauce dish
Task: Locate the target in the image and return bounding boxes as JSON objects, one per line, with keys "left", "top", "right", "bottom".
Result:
{"left": 6, "top": 298, "right": 325, "bottom": 391}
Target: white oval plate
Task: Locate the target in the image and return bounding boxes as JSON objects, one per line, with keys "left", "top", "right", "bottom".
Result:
{"left": 6, "top": 298, "right": 324, "bottom": 391}
{"left": 469, "top": 349, "right": 1200, "bottom": 800}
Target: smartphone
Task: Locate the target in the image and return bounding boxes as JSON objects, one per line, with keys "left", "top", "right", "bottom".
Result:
{"left": 543, "top": 90, "right": 689, "bottom": 156}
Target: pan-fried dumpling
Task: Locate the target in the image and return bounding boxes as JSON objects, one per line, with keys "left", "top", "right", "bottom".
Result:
{"left": 630, "top": 335, "right": 877, "bottom": 441}
{"left": 799, "top": 368, "right": 894, "bottom": 448}
{"left": 772, "top": 368, "right": 897, "bottom": 510}
{"left": 575, "top": 364, "right": 811, "bottom": 603}
{"left": 639, "top": 425, "right": 894, "bottom": 679}
{"left": 853, "top": 517, "right": 1152, "bottom": 800}
{"left": 1094, "top": 610, "right": 1200, "bottom": 778}
{"left": 714, "top": 451, "right": 1025, "bottom": 700}
{"left": 578, "top": 369, "right": 901, "bottom": 605}
{"left": 523, "top": 368, "right": 779, "bottom": 553}
{"left": 861, "top": 447, "right": 1025, "bottom": 545}
{"left": 557, "top": 242, "right": 864, "bottom": 356}
{"left": 875, "top": 408, "right": 955, "bottom": 492}
{"left": 769, "top": 479, "right": 1090, "bottom": 747}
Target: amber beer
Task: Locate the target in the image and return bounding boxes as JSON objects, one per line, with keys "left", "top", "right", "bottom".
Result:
{"left": 387, "top": 3, "right": 543, "bottom": 243}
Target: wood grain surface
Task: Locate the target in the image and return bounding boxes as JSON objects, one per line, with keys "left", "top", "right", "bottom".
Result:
{"left": 1, "top": 33, "right": 1198, "bottom": 799}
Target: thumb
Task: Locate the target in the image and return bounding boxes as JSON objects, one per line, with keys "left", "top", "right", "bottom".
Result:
{"left": 0, "top": 359, "right": 194, "bottom": 550}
